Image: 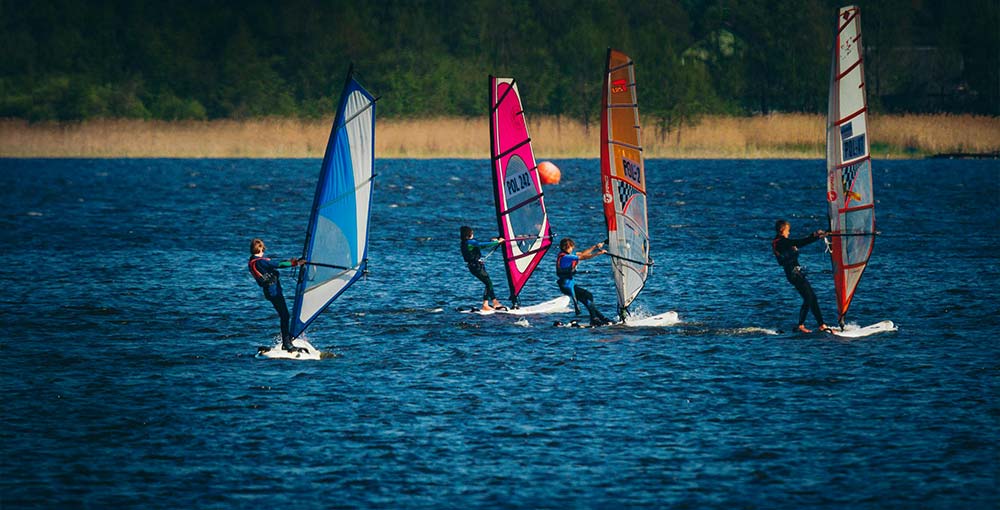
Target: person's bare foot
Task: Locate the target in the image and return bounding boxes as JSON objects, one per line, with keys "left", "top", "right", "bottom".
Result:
{"left": 796, "top": 324, "right": 812, "bottom": 333}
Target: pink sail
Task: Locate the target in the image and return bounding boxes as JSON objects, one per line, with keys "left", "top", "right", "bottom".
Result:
{"left": 488, "top": 76, "right": 553, "bottom": 307}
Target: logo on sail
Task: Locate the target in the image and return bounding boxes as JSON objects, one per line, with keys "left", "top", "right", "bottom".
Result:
{"left": 611, "top": 78, "right": 627, "bottom": 94}
{"left": 841, "top": 161, "right": 864, "bottom": 202}
{"left": 618, "top": 180, "right": 637, "bottom": 209}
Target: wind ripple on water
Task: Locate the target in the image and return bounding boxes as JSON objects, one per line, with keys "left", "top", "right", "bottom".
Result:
{"left": 0, "top": 158, "right": 996, "bottom": 509}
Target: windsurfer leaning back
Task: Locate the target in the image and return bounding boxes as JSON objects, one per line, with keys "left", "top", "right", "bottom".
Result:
{"left": 460, "top": 226, "right": 506, "bottom": 312}
{"left": 248, "top": 238, "right": 305, "bottom": 351}
{"left": 556, "top": 237, "right": 612, "bottom": 326}
{"left": 771, "top": 220, "right": 830, "bottom": 333}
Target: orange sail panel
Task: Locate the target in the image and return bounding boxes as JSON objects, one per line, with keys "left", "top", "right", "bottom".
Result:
{"left": 826, "top": 6, "right": 875, "bottom": 326}
{"left": 600, "top": 49, "right": 650, "bottom": 317}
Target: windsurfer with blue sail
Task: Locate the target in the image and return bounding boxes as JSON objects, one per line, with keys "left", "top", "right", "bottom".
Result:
{"left": 248, "top": 238, "right": 306, "bottom": 351}
{"left": 460, "top": 226, "right": 507, "bottom": 312}
{"left": 250, "top": 65, "right": 376, "bottom": 359}
{"left": 556, "top": 237, "right": 611, "bottom": 326}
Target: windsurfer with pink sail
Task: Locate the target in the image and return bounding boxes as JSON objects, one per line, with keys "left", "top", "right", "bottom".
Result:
{"left": 474, "top": 75, "right": 569, "bottom": 315}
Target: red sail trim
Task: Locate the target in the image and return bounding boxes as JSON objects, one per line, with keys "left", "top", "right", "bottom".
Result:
{"left": 836, "top": 59, "right": 863, "bottom": 81}
{"left": 607, "top": 172, "right": 644, "bottom": 192}
{"left": 838, "top": 10, "right": 858, "bottom": 33}
{"left": 839, "top": 203, "right": 874, "bottom": 214}
{"left": 834, "top": 155, "right": 871, "bottom": 170}
{"left": 843, "top": 260, "right": 869, "bottom": 270}
{"left": 835, "top": 106, "right": 867, "bottom": 126}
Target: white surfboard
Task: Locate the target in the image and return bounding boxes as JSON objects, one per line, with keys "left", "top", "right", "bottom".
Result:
{"left": 504, "top": 295, "right": 573, "bottom": 315}
{"left": 257, "top": 338, "right": 324, "bottom": 360}
{"left": 553, "top": 310, "right": 680, "bottom": 329}
{"left": 825, "top": 320, "right": 897, "bottom": 338}
{"left": 460, "top": 295, "right": 572, "bottom": 316}
{"left": 623, "top": 310, "right": 680, "bottom": 327}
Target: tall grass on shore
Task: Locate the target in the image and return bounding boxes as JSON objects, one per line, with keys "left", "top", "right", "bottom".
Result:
{"left": 1, "top": 114, "right": 997, "bottom": 159}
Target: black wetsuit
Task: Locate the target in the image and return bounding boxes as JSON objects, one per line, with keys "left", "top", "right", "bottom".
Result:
{"left": 461, "top": 238, "right": 500, "bottom": 302}
{"left": 772, "top": 234, "right": 825, "bottom": 328}
{"left": 249, "top": 255, "right": 294, "bottom": 349}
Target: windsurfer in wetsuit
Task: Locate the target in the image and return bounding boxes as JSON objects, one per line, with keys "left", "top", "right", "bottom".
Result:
{"left": 556, "top": 237, "right": 611, "bottom": 326}
{"left": 460, "top": 226, "right": 506, "bottom": 311}
{"left": 772, "top": 220, "right": 831, "bottom": 333}
{"left": 248, "top": 238, "right": 305, "bottom": 351}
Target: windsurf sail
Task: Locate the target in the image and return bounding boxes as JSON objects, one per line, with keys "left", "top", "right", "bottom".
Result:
{"left": 826, "top": 6, "right": 875, "bottom": 328}
{"left": 600, "top": 49, "right": 651, "bottom": 320}
{"left": 488, "top": 76, "right": 553, "bottom": 307}
{"left": 290, "top": 66, "right": 376, "bottom": 338}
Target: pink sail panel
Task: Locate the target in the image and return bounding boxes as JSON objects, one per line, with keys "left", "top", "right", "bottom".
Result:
{"left": 826, "top": 5, "right": 875, "bottom": 325}
{"left": 488, "top": 76, "right": 552, "bottom": 305}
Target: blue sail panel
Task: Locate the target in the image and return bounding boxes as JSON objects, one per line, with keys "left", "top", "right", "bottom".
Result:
{"left": 290, "top": 73, "right": 375, "bottom": 338}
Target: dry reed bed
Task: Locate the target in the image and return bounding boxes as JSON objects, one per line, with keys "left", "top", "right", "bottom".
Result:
{"left": 1, "top": 114, "right": 996, "bottom": 158}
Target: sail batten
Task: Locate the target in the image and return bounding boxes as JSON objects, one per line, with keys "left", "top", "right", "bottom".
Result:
{"left": 826, "top": 6, "right": 875, "bottom": 327}
{"left": 290, "top": 67, "right": 375, "bottom": 339}
{"left": 601, "top": 49, "right": 651, "bottom": 319}
{"left": 488, "top": 76, "right": 553, "bottom": 306}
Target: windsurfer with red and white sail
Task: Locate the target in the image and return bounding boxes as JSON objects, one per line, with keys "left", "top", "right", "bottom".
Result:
{"left": 556, "top": 237, "right": 612, "bottom": 326}
{"left": 771, "top": 220, "right": 832, "bottom": 334}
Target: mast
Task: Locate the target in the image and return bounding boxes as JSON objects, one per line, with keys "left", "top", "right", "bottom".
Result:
{"left": 600, "top": 48, "right": 651, "bottom": 321}
{"left": 488, "top": 75, "right": 553, "bottom": 307}
{"left": 289, "top": 65, "right": 376, "bottom": 338}
{"left": 827, "top": 6, "right": 876, "bottom": 329}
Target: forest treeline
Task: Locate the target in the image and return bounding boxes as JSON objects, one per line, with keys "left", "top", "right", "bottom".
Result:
{"left": 2, "top": 0, "right": 997, "bottom": 128}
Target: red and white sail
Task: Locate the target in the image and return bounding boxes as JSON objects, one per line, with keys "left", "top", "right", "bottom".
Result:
{"left": 600, "top": 49, "right": 650, "bottom": 319}
{"left": 826, "top": 5, "right": 875, "bottom": 326}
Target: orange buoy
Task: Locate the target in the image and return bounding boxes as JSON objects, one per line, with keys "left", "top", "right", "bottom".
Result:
{"left": 538, "top": 161, "right": 561, "bottom": 185}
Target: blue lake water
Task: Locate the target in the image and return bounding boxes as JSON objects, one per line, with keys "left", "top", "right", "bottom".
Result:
{"left": 1, "top": 157, "right": 998, "bottom": 509}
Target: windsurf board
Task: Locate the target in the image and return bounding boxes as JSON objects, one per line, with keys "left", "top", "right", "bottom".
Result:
{"left": 257, "top": 338, "right": 324, "bottom": 360}
{"left": 825, "top": 320, "right": 896, "bottom": 338}
{"left": 460, "top": 295, "right": 572, "bottom": 316}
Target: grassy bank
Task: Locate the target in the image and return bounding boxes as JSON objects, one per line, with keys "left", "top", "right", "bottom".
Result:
{"left": 1, "top": 114, "right": 997, "bottom": 159}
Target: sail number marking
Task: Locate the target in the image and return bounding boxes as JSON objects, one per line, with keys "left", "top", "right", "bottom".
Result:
{"left": 622, "top": 157, "right": 641, "bottom": 183}
{"left": 842, "top": 134, "right": 866, "bottom": 161}
{"left": 505, "top": 171, "right": 533, "bottom": 196}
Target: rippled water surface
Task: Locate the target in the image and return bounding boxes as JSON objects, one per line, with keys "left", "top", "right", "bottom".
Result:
{"left": 1, "top": 158, "right": 998, "bottom": 509}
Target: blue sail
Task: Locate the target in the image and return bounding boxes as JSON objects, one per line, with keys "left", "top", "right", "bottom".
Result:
{"left": 290, "top": 68, "right": 376, "bottom": 339}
